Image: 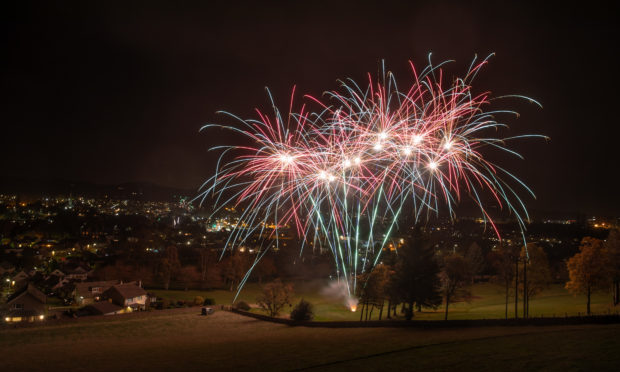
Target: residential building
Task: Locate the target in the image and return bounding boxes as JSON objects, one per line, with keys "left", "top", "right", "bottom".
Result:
{"left": 104, "top": 282, "right": 148, "bottom": 311}
{"left": 74, "top": 280, "right": 120, "bottom": 305}
{"left": 3, "top": 283, "right": 47, "bottom": 323}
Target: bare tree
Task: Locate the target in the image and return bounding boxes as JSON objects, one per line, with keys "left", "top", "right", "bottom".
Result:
{"left": 223, "top": 252, "right": 251, "bottom": 291}
{"left": 159, "top": 246, "right": 180, "bottom": 290}
{"left": 254, "top": 255, "right": 277, "bottom": 284}
{"left": 605, "top": 229, "right": 620, "bottom": 305}
{"left": 492, "top": 244, "right": 518, "bottom": 319}
{"left": 519, "top": 244, "right": 551, "bottom": 317}
{"left": 197, "top": 247, "right": 216, "bottom": 287}
{"left": 356, "top": 264, "right": 391, "bottom": 321}
{"left": 465, "top": 242, "right": 485, "bottom": 282}
{"left": 257, "top": 279, "right": 293, "bottom": 317}
{"left": 440, "top": 253, "right": 472, "bottom": 320}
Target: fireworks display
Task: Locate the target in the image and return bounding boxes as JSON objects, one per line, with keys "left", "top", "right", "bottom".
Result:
{"left": 199, "top": 54, "right": 543, "bottom": 304}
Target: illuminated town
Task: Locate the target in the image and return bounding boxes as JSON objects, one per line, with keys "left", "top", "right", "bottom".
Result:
{"left": 2, "top": 191, "right": 616, "bottom": 317}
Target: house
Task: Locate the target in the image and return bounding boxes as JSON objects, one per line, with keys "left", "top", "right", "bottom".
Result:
{"left": 104, "top": 282, "right": 148, "bottom": 311}
{"left": 83, "top": 301, "right": 124, "bottom": 316}
{"left": 64, "top": 265, "right": 91, "bottom": 281}
{"left": 12, "top": 270, "right": 29, "bottom": 282}
{"left": 49, "top": 269, "right": 65, "bottom": 278}
{"left": 74, "top": 280, "right": 120, "bottom": 305}
{"left": 40, "top": 274, "right": 68, "bottom": 294}
{"left": 3, "top": 283, "right": 47, "bottom": 323}
{"left": 11, "top": 270, "right": 30, "bottom": 288}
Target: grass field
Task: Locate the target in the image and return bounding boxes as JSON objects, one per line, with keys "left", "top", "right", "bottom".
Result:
{"left": 151, "top": 281, "right": 618, "bottom": 321}
{"left": 1, "top": 309, "right": 618, "bottom": 371}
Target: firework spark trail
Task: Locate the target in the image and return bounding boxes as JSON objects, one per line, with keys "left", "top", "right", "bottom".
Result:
{"left": 197, "top": 54, "right": 544, "bottom": 304}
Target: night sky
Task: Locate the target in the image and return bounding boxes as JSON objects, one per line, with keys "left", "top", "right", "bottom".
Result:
{"left": 2, "top": 1, "right": 618, "bottom": 216}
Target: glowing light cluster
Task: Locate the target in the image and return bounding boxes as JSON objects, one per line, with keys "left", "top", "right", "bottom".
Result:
{"left": 199, "top": 54, "right": 544, "bottom": 301}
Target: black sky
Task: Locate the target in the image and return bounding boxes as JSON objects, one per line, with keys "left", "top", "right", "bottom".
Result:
{"left": 2, "top": 1, "right": 618, "bottom": 216}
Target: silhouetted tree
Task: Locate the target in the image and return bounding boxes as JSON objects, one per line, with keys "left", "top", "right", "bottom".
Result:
{"left": 159, "top": 246, "right": 181, "bottom": 290}
{"left": 519, "top": 243, "right": 551, "bottom": 317}
{"left": 254, "top": 255, "right": 277, "bottom": 284}
{"left": 440, "top": 253, "right": 472, "bottom": 320}
{"left": 391, "top": 234, "right": 441, "bottom": 320}
{"left": 223, "top": 252, "right": 251, "bottom": 291}
{"left": 605, "top": 229, "right": 620, "bottom": 305}
{"left": 566, "top": 237, "right": 610, "bottom": 315}
{"left": 197, "top": 247, "right": 216, "bottom": 288}
{"left": 492, "top": 244, "right": 518, "bottom": 319}
{"left": 356, "top": 263, "right": 391, "bottom": 321}
{"left": 257, "top": 279, "right": 293, "bottom": 317}
{"left": 465, "top": 242, "right": 485, "bottom": 281}
{"left": 178, "top": 265, "right": 201, "bottom": 290}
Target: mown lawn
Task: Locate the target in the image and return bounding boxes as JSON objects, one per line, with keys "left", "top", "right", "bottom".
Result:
{"left": 150, "top": 281, "right": 618, "bottom": 321}
{"left": 0, "top": 309, "right": 618, "bottom": 371}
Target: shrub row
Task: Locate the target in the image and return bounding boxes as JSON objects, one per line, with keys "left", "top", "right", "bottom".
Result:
{"left": 152, "top": 297, "right": 216, "bottom": 310}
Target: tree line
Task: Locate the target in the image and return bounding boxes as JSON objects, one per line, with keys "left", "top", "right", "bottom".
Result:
{"left": 355, "top": 228, "right": 620, "bottom": 320}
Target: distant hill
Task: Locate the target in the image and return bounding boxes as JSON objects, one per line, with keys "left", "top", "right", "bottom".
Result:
{"left": 0, "top": 177, "right": 195, "bottom": 202}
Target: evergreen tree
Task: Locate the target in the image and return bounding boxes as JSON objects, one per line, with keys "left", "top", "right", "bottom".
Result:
{"left": 391, "top": 229, "right": 442, "bottom": 320}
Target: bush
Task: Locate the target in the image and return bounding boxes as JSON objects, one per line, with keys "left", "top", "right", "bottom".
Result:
{"left": 194, "top": 296, "right": 205, "bottom": 306}
{"left": 234, "top": 301, "right": 251, "bottom": 311}
{"left": 161, "top": 298, "right": 171, "bottom": 309}
{"left": 290, "top": 299, "right": 314, "bottom": 322}
{"left": 203, "top": 298, "right": 216, "bottom": 306}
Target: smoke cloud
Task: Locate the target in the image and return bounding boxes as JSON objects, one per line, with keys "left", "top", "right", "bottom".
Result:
{"left": 321, "top": 280, "right": 358, "bottom": 311}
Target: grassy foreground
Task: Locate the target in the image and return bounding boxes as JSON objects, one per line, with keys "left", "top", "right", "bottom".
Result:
{"left": 1, "top": 309, "right": 618, "bottom": 371}
{"left": 151, "top": 281, "right": 618, "bottom": 321}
